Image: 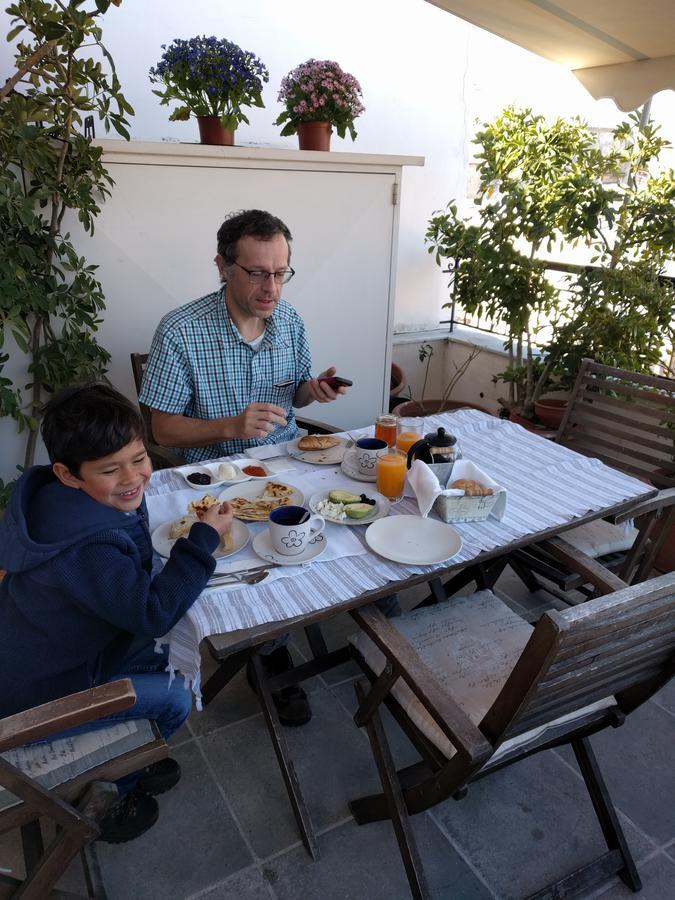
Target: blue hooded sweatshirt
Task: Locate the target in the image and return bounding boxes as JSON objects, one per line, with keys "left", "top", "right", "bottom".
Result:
{"left": 0, "top": 465, "right": 219, "bottom": 718}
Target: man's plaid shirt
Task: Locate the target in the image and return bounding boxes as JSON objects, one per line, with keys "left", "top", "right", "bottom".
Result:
{"left": 139, "top": 289, "right": 313, "bottom": 463}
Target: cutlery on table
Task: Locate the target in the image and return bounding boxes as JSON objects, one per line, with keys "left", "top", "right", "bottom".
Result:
{"left": 207, "top": 569, "right": 270, "bottom": 588}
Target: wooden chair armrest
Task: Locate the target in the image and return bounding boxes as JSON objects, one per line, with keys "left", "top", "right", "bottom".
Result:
{"left": 536, "top": 537, "right": 628, "bottom": 594}
{"left": 0, "top": 681, "right": 136, "bottom": 752}
{"left": 613, "top": 487, "right": 675, "bottom": 525}
{"left": 295, "top": 416, "right": 342, "bottom": 435}
{"left": 147, "top": 442, "right": 185, "bottom": 470}
{"left": 351, "top": 604, "right": 492, "bottom": 765}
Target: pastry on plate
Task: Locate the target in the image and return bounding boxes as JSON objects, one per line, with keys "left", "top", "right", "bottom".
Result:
{"left": 169, "top": 515, "right": 199, "bottom": 540}
{"left": 188, "top": 494, "right": 221, "bottom": 516}
{"left": 297, "top": 434, "right": 340, "bottom": 451}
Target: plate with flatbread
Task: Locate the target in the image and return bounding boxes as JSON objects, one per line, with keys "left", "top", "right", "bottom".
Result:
{"left": 151, "top": 515, "right": 250, "bottom": 560}
{"left": 286, "top": 435, "right": 348, "bottom": 465}
{"left": 218, "top": 480, "right": 304, "bottom": 522}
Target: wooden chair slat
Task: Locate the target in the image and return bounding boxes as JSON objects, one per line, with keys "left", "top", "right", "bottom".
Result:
{"left": 578, "top": 372, "right": 675, "bottom": 408}
{"left": 571, "top": 394, "right": 675, "bottom": 432}
{"left": 567, "top": 411, "right": 675, "bottom": 459}
{"left": 578, "top": 360, "right": 675, "bottom": 390}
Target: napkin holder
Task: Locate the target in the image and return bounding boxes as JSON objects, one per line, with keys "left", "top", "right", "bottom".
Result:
{"left": 433, "top": 459, "right": 506, "bottom": 523}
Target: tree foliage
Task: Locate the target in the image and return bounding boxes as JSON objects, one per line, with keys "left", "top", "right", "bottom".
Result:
{"left": 0, "top": 0, "right": 131, "bottom": 482}
{"left": 426, "top": 106, "right": 675, "bottom": 418}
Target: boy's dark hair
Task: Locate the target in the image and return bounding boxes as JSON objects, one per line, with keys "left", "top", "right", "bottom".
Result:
{"left": 41, "top": 383, "right": 146, "bottom": 476}
{"left": 216, "top": 209, "right": 292, "bottom": 266}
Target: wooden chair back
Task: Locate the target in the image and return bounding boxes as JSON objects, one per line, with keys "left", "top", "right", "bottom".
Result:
{"left": 130, "top": 351, "right": 155, "bottom": 442}
{"left": 482, "top": 571, "right": 675, "bottom": 743}
{"left": 557, "top": 359, "right": 675, "bottom": 489}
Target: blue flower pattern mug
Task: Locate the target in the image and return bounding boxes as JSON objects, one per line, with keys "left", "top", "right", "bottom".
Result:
{"left": 268, "top": 506, "right": 325, "bottom": 557}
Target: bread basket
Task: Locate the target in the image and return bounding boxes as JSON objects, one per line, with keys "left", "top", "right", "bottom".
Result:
{"left": 433, "top": 459, "right": 506, "bottom": 524}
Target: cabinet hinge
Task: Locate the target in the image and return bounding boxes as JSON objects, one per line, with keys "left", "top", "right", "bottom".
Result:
{"left": 392, "top": 182, "right": 399, "bottom": 206}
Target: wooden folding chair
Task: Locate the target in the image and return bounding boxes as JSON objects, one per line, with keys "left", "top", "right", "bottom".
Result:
{"left": 509, "top": 359, "right": 675, "bottom": 599}
{"left": 347, "top": 547, "right": 675, "bottom": 899}
{"left": 0, "top": 680, "right": 167, "bottom": 899}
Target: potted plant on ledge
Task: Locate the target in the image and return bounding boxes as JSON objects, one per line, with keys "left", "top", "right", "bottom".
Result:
{"left": 275, "top": 59, "right": 365, "bottom": 151}
{"left": 149, "top": 35, "right": 269, "bottom": 145}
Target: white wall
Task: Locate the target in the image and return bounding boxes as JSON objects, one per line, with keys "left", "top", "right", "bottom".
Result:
{"left": 2, "top": 0, "right": 675, "bottom": 481}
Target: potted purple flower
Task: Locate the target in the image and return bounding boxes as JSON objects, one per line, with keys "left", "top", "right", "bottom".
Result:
{"left": 275, "top": 59, "right": 365, "bottom": 151}
{"left": 149, "top": 36, "right": 269, "bottom": 145}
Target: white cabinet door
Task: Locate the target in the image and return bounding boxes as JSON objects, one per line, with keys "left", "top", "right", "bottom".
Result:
{"left": 85, "top": 162, "right": 396, "bottom": 430}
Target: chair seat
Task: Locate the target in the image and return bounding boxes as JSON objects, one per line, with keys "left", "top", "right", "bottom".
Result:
{"left": 562, "top": 518, "right": 638, "bottom": 559}
{"left": 0, "top": 719, "right": 155, "bottom": 812}
{"left": 350, "top": 592, "right": 613, "bottom": 760}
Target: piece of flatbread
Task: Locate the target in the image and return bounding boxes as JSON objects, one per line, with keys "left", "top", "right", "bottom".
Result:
{"left": 228, "top": 481, "right": 295, "bottom": 521}
{"left": 262, "top": 481, "right": 295, "bottom": 500}
{"left": 297, "top": 435, "right": 341, "bottom": 451}
{"left": 188, "top": 494, "right": 220, "bottom": 516}
{"left": 169, "top": 515, "right": 199, "bottom": 540}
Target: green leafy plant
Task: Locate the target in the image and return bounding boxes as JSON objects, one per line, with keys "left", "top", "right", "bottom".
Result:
{"left": 427, "top": 107, "right": 675, "bottom": 419}
{"left": 0, "top": 0, "right": 132, "bottom": 493}
{"left": 149, "top": 35, "right": 268, "bottom": 133}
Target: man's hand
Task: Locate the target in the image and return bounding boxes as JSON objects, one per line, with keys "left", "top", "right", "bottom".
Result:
{"left": 200, "top": 501, "right": 234, "bottom": 538}
{"left": 296, "top": 366, "right": 349, "bottom": 406}
{"left": 232, "top": 402, "right": 287, "bottom": 439}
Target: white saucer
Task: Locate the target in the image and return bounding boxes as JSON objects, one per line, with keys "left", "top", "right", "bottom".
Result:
{"left": 152, "top": 517, "right": 250, "bottom": 560}
{"left": 251, "top": 530, "right": 327, "bottom": 566}
{"left": 340, "top": 448, "right": 376, "bottom": 483}
{"left": 365, "top": 516, "right": 462, "bottom": 565}
{"left": 286, "top": 437, "right": 348, "bottom": 465}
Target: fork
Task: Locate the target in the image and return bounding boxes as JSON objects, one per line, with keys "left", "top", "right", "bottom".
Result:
{"left": 206, "top": 569, "right": 270, "bottom": 588}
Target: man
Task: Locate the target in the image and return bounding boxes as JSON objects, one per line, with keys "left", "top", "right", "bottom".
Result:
{"left": 140, "top": 209, "right": 348, "bottom": 727}
{"left": 140, "top": 209, "right": 345, "bottom": 463}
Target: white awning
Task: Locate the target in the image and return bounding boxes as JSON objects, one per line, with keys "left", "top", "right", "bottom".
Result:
{"left": 425, "top": 0, "right": 675, "bottom": 111}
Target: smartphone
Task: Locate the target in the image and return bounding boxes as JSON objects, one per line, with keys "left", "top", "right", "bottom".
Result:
{"left": 318, "top": 375, "right": 353, "bottom": 389}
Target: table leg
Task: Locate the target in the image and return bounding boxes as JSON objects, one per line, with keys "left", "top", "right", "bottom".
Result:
{"left": 250, "top": 653, "right": 320, "bottom": 860}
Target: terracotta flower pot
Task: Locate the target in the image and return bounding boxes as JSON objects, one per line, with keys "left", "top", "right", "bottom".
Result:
{"left": 534, "top": 398, "right": 568, "bottom": 430}
{"left": 197, "top": 116, "right": 235, "bottom": 146}
{"left": 297, "top": 121, "right": 331, "bottom": 151}
{"left": 393, "top": 399, "right": 493, "bottom": 417}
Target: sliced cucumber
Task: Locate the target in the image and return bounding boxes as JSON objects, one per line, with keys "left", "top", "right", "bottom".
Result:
{"left": 328, "top": 489, "right": 362, "bottom": 504}
{"left": 345, "top": 502, "right": 375, "bottom": 519}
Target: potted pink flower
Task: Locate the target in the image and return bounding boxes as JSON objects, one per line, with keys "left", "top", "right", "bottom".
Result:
{"left": 274, "top": 59, "right": 365, "bottom": 151}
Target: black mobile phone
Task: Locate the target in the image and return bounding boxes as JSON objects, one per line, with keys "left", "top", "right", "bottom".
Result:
{"left": 318, "top": 375, "right": 353, "bottom": 389}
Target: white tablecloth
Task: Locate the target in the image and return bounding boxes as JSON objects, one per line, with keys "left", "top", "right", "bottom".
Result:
{"left": 146, "top": 410, "right": 652, "bottom": 697}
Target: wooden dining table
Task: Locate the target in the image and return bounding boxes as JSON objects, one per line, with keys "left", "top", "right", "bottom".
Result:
{"left": 145, "top": 409, "right": 655, "bottom": 858}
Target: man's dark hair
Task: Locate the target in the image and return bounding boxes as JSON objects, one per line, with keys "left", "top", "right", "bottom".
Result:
{"left": 216, "top": 209, "right": 292, "bottom": 266}
{"left": 41, "top": 383, "right": 146, "bottom": 476}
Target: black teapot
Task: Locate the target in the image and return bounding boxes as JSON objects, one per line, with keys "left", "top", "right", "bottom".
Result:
{"left": 406, "top": 427, "right": 461, "bottom": 469}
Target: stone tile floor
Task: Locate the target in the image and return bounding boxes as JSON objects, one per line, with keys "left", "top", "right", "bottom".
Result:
{"left": 3, "top": 571, "right": 675, "bottom": 899}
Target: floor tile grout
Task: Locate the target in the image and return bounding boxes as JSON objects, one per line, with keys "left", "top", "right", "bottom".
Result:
{"left": 426, "top": 806, "right": 501, "bottom": 899}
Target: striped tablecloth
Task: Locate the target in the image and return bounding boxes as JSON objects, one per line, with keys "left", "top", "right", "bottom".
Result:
{"left": 147, "top": 410, "right": 652, "bottom": 697}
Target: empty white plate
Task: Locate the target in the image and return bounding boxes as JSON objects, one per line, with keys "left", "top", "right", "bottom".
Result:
{"left": 365, "top": 515, "right": 462, "bottom": 565}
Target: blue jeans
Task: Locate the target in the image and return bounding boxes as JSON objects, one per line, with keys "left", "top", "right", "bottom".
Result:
{"left": 51, "top": 641, "right": 192, "bottom": 794}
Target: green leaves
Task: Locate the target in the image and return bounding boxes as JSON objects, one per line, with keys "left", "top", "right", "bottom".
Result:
{"left": 1, "top": 0, "right": 128, "bottom": 478}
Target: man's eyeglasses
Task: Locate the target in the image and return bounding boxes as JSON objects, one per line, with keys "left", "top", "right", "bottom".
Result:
{"left": 232, "top": 261, "right": 295, "bottom": 285}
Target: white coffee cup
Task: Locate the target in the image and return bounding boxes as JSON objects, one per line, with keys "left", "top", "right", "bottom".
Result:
{"left": 268, "top": 505, "right": 325, "bottom": 557}
{"left": 355, "top": 438, "right": 388, "bottom": 477}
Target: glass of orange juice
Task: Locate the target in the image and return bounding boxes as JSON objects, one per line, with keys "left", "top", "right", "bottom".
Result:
{"left": 396, "top": 417, "right": 423, "bottom": 454}
{"left": 376, "top": 448, "right": 408, "bottom": 502}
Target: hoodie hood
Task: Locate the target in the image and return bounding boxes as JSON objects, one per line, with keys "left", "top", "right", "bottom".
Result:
{"left": 0, "top": 465, "right": 144, "bottom": 574}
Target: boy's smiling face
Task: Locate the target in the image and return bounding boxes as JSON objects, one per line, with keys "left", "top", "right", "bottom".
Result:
{"left": 53, "top": 438, "right": 152, "bottom": 511}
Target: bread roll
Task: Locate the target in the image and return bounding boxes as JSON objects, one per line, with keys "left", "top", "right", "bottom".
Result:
{"left": 298, "top": 435, "right": 340, "bottom": 451}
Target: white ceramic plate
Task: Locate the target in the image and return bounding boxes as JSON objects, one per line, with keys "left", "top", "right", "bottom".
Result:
{"left": 365, "top": 516, "right": 462, "bottom": 565}
{"left": 251, "top": 530, "right": 327, "bottom": 566}
{"left": 340, "top": 448, "right": 376, "bottom": 483}
{"left": 286, "top": 437, "right": 348, "bottom": 465}
{"left": 308, "top": 487, "right": 391, "bottom": 526}
{"left": 218, "top": 480, "right": 305, "bottom": 520}
{"left": 152, "top": 517, "right": 251, "bottom": 560}
{"left": 177, "top": 462, "right": 247, "bottom": 490}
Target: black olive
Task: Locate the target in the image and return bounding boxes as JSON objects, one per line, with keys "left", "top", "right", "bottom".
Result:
{"left": 187, "top": 472, "right": 212, "bottom": 485}
{"left": 360, "top": 493, "right": 377, "bottom": 506}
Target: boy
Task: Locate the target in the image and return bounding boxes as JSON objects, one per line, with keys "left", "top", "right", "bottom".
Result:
{"left": 0, "top": 383, "right": 233, "bottom": 842}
